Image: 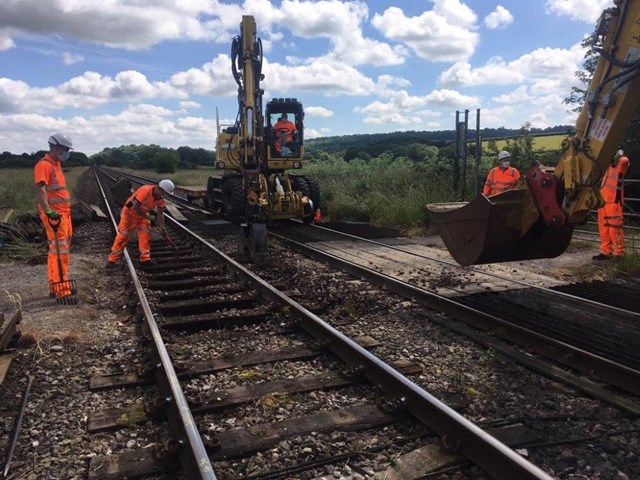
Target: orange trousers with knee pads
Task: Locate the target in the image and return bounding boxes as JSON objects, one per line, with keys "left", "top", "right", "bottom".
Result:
{"left": 598, "top": 203, "right": 625, "bottom": 256}
{"left": 39, "top": 211, "right": 73, "bottom": 297}
{"left": 107, "top": 207, "right": 152, "bottom": 263}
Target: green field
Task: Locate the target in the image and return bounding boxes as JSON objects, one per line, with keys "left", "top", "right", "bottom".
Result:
{"left": 109, "top": 166, "right": 215, "bottom": 187}
{"left": 0, "top": 167, "right": 88, "bottom": 216}
{"left": 482, "top": 133, "right": 566, "bottom": 151}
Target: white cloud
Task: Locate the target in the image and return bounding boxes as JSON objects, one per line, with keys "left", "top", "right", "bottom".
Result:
{"left": 179, "top": 100, "right": 202, "bottom": 110}
{"left": 0, "top": 28, "right": 15, "bottom": 50}
{"left": 305, "top": 106, "right": 333, "bottom": 117}
{"left": 62, "top": 51, "right": 84, "bottom": 65}
{"left": 484, "top": 6, "right": 513, "bottom": 30}
{"left": 439, "top": 43, "right": 585, "bottom": 91}
{"left": 545, "top": 0, "right": 611, "bottom": 23}
{"left": 372, "top": 1, "right": 478, "bottom": 62}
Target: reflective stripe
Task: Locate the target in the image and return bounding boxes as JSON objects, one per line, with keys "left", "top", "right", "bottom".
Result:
{"left": 45, "top": 185, "right": 68, "bottom": 192}
{"left": 118, "top": 228, "right": 132, "bottom": 235}
{"left": 49, "top": 197, "right": 71, "bottom": 204}
{"left": 138, "top": 226, "right": 151, "bottom": 233}
{"left": 139, "top": 249, "right": 150, "bottom": 254}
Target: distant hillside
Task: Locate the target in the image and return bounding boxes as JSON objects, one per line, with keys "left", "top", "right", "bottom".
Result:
{"left": 305, "top": 125, "right": 573, "bottom": 155}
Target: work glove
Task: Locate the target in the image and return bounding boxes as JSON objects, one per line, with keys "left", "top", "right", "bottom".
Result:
{"left": 147, "top": 213, "right": 156, "bottom": 225}
{"left": 45, "top": 207, "right": 60, "bottom": 220}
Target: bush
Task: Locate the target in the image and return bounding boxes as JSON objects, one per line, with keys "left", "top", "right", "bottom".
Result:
{"left": 154, "top": 150, "right": 179, "bottom": 173}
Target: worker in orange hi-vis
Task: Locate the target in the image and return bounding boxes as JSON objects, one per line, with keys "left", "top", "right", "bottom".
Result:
{"left": 273, "top": 113, "right": 297, "bottom": 155}
{"left": 593, "top": 149, "right": 631, "bottom": 261}
{"left": 34, "top": 133, "right": 74, "bottom": 300}
{"left": 106, "top": 179, "right": 175, "bottom": 269}
{"left": 483, "top": 151, "right": 521, "bottom": 196}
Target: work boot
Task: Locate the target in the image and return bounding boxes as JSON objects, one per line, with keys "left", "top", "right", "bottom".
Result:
{"left": 592, "top": 253, "right": 611, "bottom": 261}
{"left": 105, "top": 260, "right": 118, "bottom": 270}
{"left": 140, "top": 259, "right": 157, "bottom": 268}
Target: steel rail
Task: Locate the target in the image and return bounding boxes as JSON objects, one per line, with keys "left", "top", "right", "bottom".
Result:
{"left": 93, "top": 168, "right": 216, "bottom": 480}
{"left": 166, "top": 216, "right": 554, "bottom": 480}
{"left": 297, "top": 220, "right": 640, "bottom": 319}
{"left": 270, "top": 230, "right": 640, "bottom": 398}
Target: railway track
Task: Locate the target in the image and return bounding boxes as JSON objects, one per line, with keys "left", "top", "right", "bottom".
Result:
{"left": 86, "top": 167, "right": 640, "bottom": 479}
{"left": 88, "top": 169, "right": 568, "bottom": 479}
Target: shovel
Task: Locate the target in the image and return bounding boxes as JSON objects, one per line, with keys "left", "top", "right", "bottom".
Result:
{"left": 48, "top": 218, "right": 78, "bottom": 305}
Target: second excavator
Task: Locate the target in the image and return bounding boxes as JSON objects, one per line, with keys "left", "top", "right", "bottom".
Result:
{"left": 428, "top": 0, "right": 640, "bottom": 266}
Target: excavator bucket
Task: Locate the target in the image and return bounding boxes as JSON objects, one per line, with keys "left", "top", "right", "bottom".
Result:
{"left": 427, "top": 188, "right": 574, "bottom": 266}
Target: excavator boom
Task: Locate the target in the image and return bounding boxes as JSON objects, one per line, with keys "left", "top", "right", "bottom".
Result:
{"left": 429, "top": 0, "right": 640, "bottom": 266}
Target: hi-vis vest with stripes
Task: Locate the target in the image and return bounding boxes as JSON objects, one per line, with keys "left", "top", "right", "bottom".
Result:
{"left": 34, "top": 153, "right": 71, "bottom": 213}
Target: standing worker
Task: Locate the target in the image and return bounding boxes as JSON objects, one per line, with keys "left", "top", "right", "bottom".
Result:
{"left": 483, "top": 151, "right": 521, "bottom": 196}
{"left": 106, "top": 180, "right": 175, "bottom": 268}
{"left": 273, "top": 113, "right": 297, "bottom": 155}
{"left": 34, "top": 133, "right": 75, "bottom": 303}
{"left": 593, "top": 149, "right": 631, "bottom": 260}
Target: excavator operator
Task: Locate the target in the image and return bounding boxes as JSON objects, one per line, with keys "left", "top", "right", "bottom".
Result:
{"left": 273, "top": 113, "right": 297, "bottom": 156}
{"left": 482, "top": 150, "right": 521, "bottom": 196}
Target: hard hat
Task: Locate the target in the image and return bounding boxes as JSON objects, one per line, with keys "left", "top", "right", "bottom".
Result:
{"left": 48, "top": 133, "right": 73, "bottom": 149}
{"left": 159, "top": 179, "right": 175, "bottom": 194}
{"left": 498, "top": 151, "right": 511, "bottom": 161}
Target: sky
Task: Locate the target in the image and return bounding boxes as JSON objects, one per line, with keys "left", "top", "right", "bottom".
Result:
{"left": 0, "top": 0, "right": 612, "bottom": 156}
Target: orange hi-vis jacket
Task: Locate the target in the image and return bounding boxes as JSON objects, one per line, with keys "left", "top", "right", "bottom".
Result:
{"left": 273, "top": 120, "right": 297, "bottom": 152}
{"left": 600, "top": 156, "right": 630, "bottom": 204}
{"left": 483, "top": 166, "right": 521, "bottom": 196}
{"left": 108, "top": 185, "right": 166, "bottom": 263}
{"left": 125, "top": 184, "right": 166, "bottom": 215}
{"left": 34, "top": 153, "right": 71, "bottom": 214}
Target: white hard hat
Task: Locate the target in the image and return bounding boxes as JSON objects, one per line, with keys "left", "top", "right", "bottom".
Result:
{"left": 48, "top": 133, "right": 73, "bottom": 149}
{"left": 498, "top": 150, "right": 511, "bottom": 161}
{"left": 159, "top": 179, "right": 175, "bottom": 194}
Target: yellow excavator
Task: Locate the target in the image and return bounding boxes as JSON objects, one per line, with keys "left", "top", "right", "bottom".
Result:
{"left": 207, "top": 16, "right": 319, "bottom": 261}
{"left": 428, "top": 0, "right": 640, "bottom": 266}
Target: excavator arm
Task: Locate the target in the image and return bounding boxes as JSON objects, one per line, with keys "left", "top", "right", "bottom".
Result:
{"left": 428, "top": 0, "right": 640, "bottom": 266}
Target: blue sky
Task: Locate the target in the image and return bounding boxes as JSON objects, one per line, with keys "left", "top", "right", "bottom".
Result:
{"left": 0, "top": 0, "right": 610, "bottom": 155}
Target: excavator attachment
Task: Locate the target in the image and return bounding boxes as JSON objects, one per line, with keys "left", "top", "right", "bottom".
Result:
{"left": 427, "top": 187, "right": 574, "bottom": 266}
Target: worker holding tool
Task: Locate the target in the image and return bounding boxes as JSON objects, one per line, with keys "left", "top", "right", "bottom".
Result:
{"left": 106, "top": 179, "right": 175, "bottom": 269}
{"left": 34, "top": 133, "right": 75, "bottom": 302}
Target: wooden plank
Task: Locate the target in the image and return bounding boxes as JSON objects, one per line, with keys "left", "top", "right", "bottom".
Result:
{"left": 88, "top": 405, "right": 404, "bottom": 480}
{"left": 0, "top": 310, "right": 21, "bottom": 352}
{"left": 89, "top": 204, "right": 108, "bottom": 219}
{"left": 87, "top": 361, "right": 426, "bottom": 432}
{"left": 0, "top": 208, "right": 14, "bottom": 224}
{"left": 89, "top": 336, "right": 382, "bottom": 390}
{"left": 376, "top": 424, "right": 540, "bottom": 480}
{"left": 160, "top": 309, "right": 272, "bottom": 330}
{"left": 165, "top": 202, "right": 187, "bottom": 222}
{"left": 0, "top": 352, "right": 15, "bottom": 385}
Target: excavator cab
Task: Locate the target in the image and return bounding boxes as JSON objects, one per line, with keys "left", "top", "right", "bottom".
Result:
{"left": 266, "top": 98, "right": 304, "bottom": 167}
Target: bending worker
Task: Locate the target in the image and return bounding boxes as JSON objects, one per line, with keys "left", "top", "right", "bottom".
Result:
{"left": 106, "top": 179, "right": 175, "bottom": 268}
{"left": 593, "top": 149, "right": 631, "bottom": 260}
{"left": 34, "top": 133, "right": 75, "bottom": 301}
{"left": 483, "top": 151, "right": 521, "bottom": 196}
{"left": 273, "top": 113, "right": 297, "bottom": 155}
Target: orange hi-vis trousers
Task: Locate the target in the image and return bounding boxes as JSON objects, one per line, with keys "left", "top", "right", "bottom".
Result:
{"left": 598, "top": 203, "right": 625, "bottom": 256}
{"left": 40, "top": 211, "right": 73, "bottom": 297}
{"left": 108, "top": 207, "right": 152, "bottom": 263}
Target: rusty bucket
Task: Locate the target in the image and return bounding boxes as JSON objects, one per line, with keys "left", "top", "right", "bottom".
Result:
{"left": 427, "top": 189, "right": 574, "bottom": 266}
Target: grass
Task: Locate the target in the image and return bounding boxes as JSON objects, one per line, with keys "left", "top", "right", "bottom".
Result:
{"left": 0, "top": 167, "right": 88, "bottom": 216}
{"left": 109, "top": 166, "right": 215, "bottom": 186}
{"left": 482, "top": 134, "right": 566, "bottom": 151}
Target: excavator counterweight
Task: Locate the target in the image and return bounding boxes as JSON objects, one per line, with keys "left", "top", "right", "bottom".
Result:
{"left": 428, "top": 0, "right": 640, "bottom": 266}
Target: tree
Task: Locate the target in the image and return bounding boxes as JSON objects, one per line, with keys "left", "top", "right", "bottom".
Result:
{"left": 154, "top": 150, "right": 179, "bottom": 173}
{"left": 564, "top": 16, "right": 640, "bottom": 178}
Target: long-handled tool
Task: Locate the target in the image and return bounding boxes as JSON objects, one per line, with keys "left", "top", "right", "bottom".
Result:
{"left": 48, "top": 218, "right": 77, "bottom": 305}
{"left": 157, "top": 226, "right": 178, "bottom": 252}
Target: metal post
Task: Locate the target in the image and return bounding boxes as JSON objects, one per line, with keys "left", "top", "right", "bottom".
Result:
{"left": 461, "top": 109, "right": 469, "bottom": 200}
{"left": 453, "top": 111, "right": 461, "bottom": 192}
{"left": 475, "top": 109, "right": 482, "bottom": 195}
